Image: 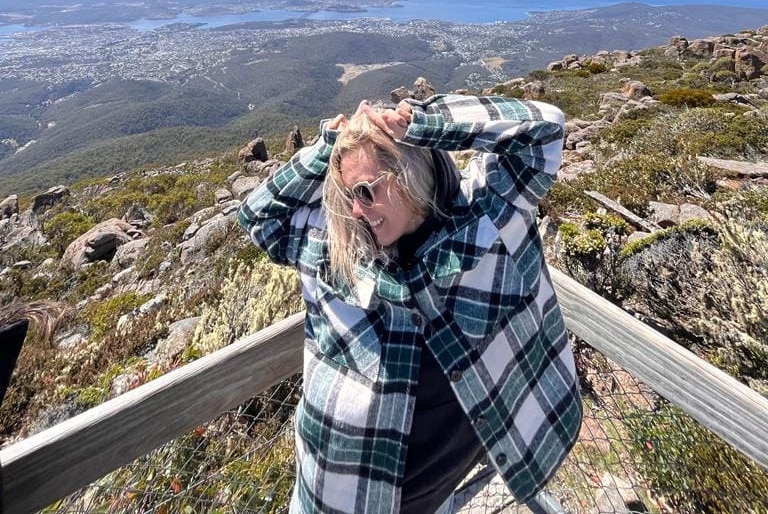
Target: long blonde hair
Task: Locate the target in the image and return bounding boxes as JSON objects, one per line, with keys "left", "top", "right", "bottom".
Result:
{"left": 323, "top": 111, "right": 438, "bottom": 288}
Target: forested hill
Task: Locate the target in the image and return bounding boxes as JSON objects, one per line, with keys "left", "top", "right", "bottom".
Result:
{"left": 1, "top": 2, "right": 768, "bottom": 196}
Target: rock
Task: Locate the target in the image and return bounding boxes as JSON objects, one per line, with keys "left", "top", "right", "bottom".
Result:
{"left": 735, "top": 47, "right": 768, "bottom": 80}
{"left": 56, "top": 332, "right": 87, "bottom": 350}
{"left": 687, "top": 38, "right": 715, "bottom": 57}
{"left": 413, "top": 77, "right": 436, "bottom": 100}
{"left": 284, "top": 125, "right": 304, "bottom": 156}
{"left": 245, "top": 158, "right": 281, "bottom": 177}
{"left": 12, "top": 260, "right": 33, "bottom": 270}
{"left": 713, "top": 93, "right": 755, "bottom": 106}
{"left": 390, "top": 86, "right": 410, "bottom": 103}
{"left": 595, "top": 473, "right": 645, "bottom": 513}
{"left": 232, "top": 175, "right": 262, "bottom": 199}
{"left": 0, "top": 210, "right": 48, "bottom": 253}
{"left": 221, "top": 201, "right": 240, "bottom": 216}
{"left": 648, "top": 201, "right": 681, "bottom": 227}
{"left": 31, "top": 185, "right": 70, "bottom": 215}
{"left": 546, "top": 61, "right": 564, "bottom": 72}
{"left": 665, "top": 35, "right": 688, "bottom": 58}
{"left": 522, "top": 81, "right": 544, "bottom": 100}
{"left": 627, "top": 231, "right": 650, "bottom": 244}
{"left": 178, "top": 213, "right": 236, "bottom": 264}
{"left": 238, "top": 138, "right": 268, "bottom": 164}
{"left": 114, "top": 238, "right": 150, "bottom": 268}
{"left": 0, "top": 195, "right": 18, "bottom": 220}
{"left": 679, "top": 203, "right": 712, "bottom": 223}
{"left": 391, "top": 77, "right": 436, "bottom": 103}
{"left": 226, "top": 170, "right": 243, "bottom": 185}
{"left": 149, "top": 316, "right": 200, "bottom": 365}
{"left": 621, "top": 81, "right": 652, "bottom": 101}
{"left": 214, "top": 188, "right": 233, "bottom": 204}
{"left": 93, "top": 282, "right": 113, "bottom": 299}
{"left": 123, "top": 204, "right": 153, "bottom": 228}
{"left": 61, "top": 218, "right": 140, "bottom": 268}
{"left": 139, "top": 293, "right": 167, "bottom": 315}
{"left": 558, "top": 160, "right": 596, "bottom": 182}
{"left": 112, "top": 266, "right": 136, "bottom": 284}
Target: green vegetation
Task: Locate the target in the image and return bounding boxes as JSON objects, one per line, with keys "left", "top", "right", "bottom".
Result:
{"left": 626, "top": 402, "right": 768, "bottom": 513}
{"left": 657, "top": 88, "right": 716, "bottom": 108}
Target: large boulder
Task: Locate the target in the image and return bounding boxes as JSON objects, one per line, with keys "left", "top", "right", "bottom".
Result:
{"left": 0, "top": 210, "right": 47, "bottom": 252}
{"left": 735, "top": 47, "right": 768, "bottom": 81}
{"left": 0, "top": 195, "right": 18, "bottom": 220}
{"left": 31, "top": 185, "right": 70, "bottom": 215}
{"left": 238, "top": 138, "right": 268, "bottom": 164}
{"left": 284, "top": 126, "right": 304, "bottom": 157}
{"left": 113, "top": 238, "right": 151, "bottom": 268}
{"left": 687, "top": 38, "right": 715, "bottom": 58}
{"left": 62, "top": 218, "right": 142, "bottom": 268}
{"left": 178, "top": 212, "right": 236, "bottom": 264}
{"left": 413, "top": 77, "right": 436, "bottom": 100}
{"left": 621, "top": 81, "right": 652, "bottom": 101}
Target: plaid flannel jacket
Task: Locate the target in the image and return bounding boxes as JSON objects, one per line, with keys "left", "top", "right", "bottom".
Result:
{"left": 238, "top": 94, "right": 582, "bottom": 513}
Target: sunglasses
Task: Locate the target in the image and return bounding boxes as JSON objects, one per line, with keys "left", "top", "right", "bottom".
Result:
{"left": 344, "top": 173, "right": 388, "bottom": 208}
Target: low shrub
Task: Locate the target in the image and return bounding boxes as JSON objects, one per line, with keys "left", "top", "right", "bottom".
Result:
{"left": 626, "top": 402, "right": 768, "bottom": 513}
{"left": 657, "top": 88, "right": 716, "bottom": 108}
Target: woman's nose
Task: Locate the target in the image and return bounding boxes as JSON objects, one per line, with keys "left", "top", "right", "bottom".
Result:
{"left": 351, "top": 198, "right": 366, "bottom": 218}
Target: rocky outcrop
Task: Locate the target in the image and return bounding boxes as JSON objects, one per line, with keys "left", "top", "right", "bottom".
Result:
{"left": 232, "top": 175, "right": 263, "bottom": 199}
{"left": 113, "top": 238, "right": 151, "bottom": 268}
{"left": 391, "top": 76, "right": 436, "bottom": 103}
{"left": 238, "top": 138, "right": 268, "bottom": 164}
{"left": 0, "top": 195, "right": 18, "bottom": 220}
{"left": 735, "top": 47, "right": 768, "bottom": 81}
{"left": 61, "top": 218, "right": 143, "bottom": 268}
{"left": 284, "top": 125, "right": 304, "bottom": 157}
{"left": 178, "top": 211, "right": 237, "bottom": 265}
{"left": 0, "top": 210, "right": 47, "bottom": 252}
{"left": 123, "top": 204, "right": 153, "bottom": 228}
{"left": 31, "top": 185, "right": 70, "bottom": 215}
{"left": 244, "top": 158, "right": 281, "bottom": 177}
{"left": 648, "top": 201, "right": 712, "bottom": 227}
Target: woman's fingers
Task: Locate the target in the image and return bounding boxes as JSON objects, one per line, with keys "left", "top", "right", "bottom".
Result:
{"left": 360, "top": 102, "right": 407, "bottom": 138}
{"left": 327, "top": 113, "right": 347, "bottom": 130}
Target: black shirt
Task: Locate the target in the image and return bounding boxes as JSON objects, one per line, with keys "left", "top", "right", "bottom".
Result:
{"left": 396, "top": 217, "right": 485, "bottom": 513}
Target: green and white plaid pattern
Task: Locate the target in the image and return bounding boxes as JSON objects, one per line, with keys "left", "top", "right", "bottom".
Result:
{"left": 238, "top": 94, "right": 582, "bottom": 514}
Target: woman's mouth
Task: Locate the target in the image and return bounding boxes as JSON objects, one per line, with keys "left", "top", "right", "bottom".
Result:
{"left": 368, "top": 217, "right": 384, "bottom": 229}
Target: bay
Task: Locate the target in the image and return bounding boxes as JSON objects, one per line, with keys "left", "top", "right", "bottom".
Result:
{"left": 128, "top": 0, "right": 768, "bottom": 29}
{"left": 1, "top": 0, "right": 767, "bottom": 35}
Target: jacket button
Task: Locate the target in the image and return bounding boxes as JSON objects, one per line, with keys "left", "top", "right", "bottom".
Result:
{"left": 474, "top": 417, "right": 487, "bottom": 429}
{"left": 449, "top": 369, "right": 462, "bottom": 382}
{"left": 496, "top": 453, "right": 507, "bottom": 466}
{"left": 411, "top": 313, "right": 422, "bottom": 326}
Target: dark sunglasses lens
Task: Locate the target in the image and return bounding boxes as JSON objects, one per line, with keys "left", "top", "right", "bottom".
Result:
{"left": 353, "top": 184, "right": 374, "bottom": 206}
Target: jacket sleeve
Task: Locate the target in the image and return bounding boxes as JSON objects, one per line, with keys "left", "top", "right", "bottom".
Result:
{"left": 237, "top": 123, "right": 336, "bottom": 266}
{"left": 400, "top": 94, "right": 565, "bottom": 211}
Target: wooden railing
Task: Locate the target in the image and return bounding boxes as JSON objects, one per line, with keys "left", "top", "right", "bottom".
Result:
{"left": 2, "top": 269, "right": 767, "bottom": 514}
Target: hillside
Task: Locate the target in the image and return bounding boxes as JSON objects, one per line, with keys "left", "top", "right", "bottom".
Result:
{"left": 0, "top": 24, "right": 767, "bottom": 512}
{"left": 2, "top": 3, "right": 768, "bottom": 196}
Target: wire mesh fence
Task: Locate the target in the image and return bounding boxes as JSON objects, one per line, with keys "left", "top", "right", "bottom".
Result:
{"left": 41, "top": 339, "right": 768, "bottom": 514}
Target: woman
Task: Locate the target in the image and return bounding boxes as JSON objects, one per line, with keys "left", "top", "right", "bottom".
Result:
{"left": 238, "top": 93, "right": 582, "bottom": 513}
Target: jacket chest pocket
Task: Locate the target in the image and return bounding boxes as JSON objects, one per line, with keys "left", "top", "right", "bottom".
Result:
{"left": 423, "top": 214, "right": 530, "bottom": 347}
{"left": 308, "top": 273, "right": 381, "bottom": 382}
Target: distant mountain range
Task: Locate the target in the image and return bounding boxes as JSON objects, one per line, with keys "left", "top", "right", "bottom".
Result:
{"left": 1, "top": 2, "right": 767, "bottom": 196}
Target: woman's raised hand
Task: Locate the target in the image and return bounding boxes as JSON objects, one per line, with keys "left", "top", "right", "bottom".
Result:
{"left": 359, "top": 100, "right": 412, "bottom": 140}
{"left": 326, "top": 113, "right": 348, "bottom": 131}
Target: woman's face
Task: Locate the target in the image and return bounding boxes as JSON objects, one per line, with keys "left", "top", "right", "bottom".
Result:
{"left": 340, "top": 150, "right": 424, "bottom": 247}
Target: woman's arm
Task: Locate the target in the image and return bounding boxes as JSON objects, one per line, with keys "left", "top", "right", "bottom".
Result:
{"left": 237, "top": 120, "right": 340, "bottom": 265}
{"left": 397, "top": 94, "right": 565, "bottom": 210}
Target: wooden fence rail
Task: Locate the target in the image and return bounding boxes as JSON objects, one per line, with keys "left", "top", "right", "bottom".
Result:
{"left": 2, "top": 269, "right": 767, "bottom": 514}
